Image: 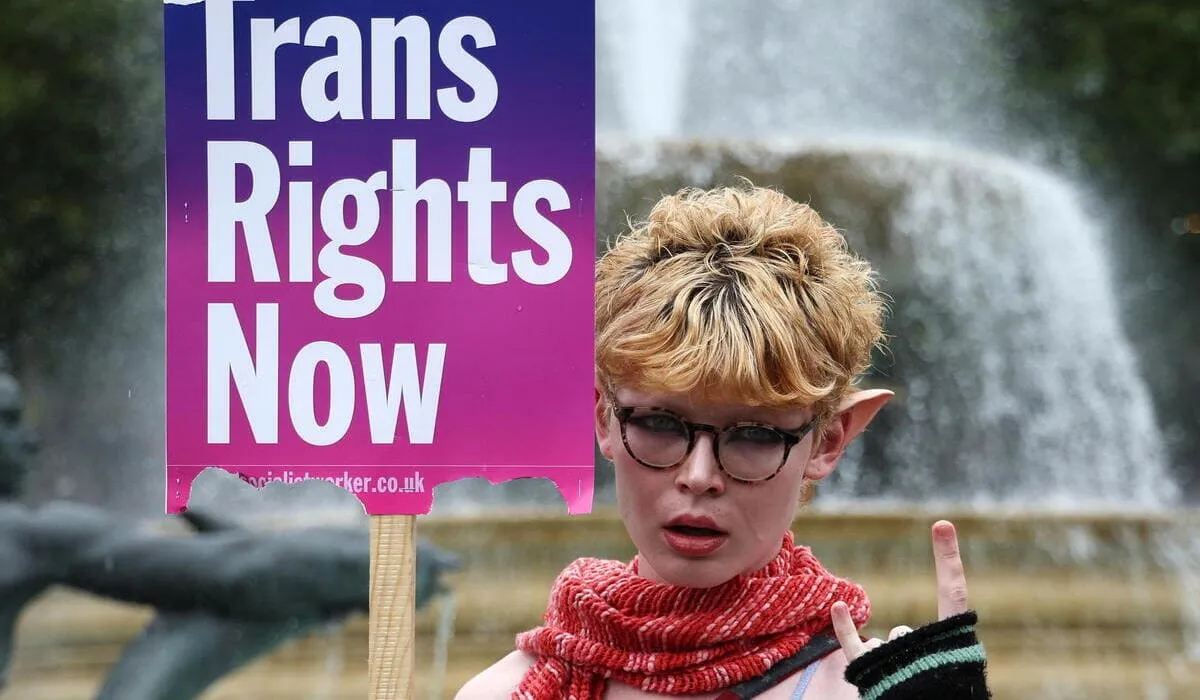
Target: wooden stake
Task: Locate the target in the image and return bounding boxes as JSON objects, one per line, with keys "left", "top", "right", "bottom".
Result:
{"left": 369, "top": 514, "right": 416, "bottom": 700}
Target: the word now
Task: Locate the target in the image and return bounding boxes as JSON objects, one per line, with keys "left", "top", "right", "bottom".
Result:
{"left": 207, "top": 303, "right": 445, "bottom": 447}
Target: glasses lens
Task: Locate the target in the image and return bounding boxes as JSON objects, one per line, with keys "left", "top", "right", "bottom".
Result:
{"left": 719, "top": 425, "right": 788, "bottom": 481}
{"left": 623, "top": 410, "right": 690, "bottom": 467}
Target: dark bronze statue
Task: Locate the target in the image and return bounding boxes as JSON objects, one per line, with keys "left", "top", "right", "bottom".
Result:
{"left": 0, "top": 352, "right": 462, "bottom": 698}
{"left": 0, "top": 353, "right": 38, "bottom": 500}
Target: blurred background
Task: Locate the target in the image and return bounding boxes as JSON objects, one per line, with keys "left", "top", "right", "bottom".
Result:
{"left": 2, "top": 1, "right": 1199, "bottom": 699}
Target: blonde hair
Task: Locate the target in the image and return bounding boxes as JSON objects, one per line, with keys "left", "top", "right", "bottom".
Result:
{"left": 596, "top": 184, "right": 886, "bottom": 421}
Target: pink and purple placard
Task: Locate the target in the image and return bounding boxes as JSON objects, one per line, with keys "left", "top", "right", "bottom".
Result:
{"left": 163, "top": 0, "right": 596, "bottom": 515}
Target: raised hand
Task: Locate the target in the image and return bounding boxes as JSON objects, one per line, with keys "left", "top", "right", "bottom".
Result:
{"left": 831, "top": 519, "right": 968, "bottom": 661}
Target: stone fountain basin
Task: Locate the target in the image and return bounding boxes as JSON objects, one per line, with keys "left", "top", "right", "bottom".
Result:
{"left": 7, "top": 507, "right": 1199, "bottom": 699}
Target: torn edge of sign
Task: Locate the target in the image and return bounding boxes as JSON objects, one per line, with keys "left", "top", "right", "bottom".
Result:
{"left": 168, "top": 464, "right": 597, "bottom": 516}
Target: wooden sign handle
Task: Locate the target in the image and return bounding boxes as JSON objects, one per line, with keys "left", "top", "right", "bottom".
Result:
{"left": 369, "top": 514, "right": 417, "bottom": 699}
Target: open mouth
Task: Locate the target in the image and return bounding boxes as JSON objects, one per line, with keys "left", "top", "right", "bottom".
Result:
{"left": 665, "top": 525, "right": 726, "bottom": 537}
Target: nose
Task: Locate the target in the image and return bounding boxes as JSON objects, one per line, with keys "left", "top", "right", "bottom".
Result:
{"left": 674, "top": 433, "right": 725, "bottom": 496}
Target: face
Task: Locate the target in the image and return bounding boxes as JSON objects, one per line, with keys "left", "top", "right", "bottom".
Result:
{"left": 0, "top": 372, "right": 38, "bottom": 500}
{"left": 594, "top": 384, "right": 890, "bottom": 589}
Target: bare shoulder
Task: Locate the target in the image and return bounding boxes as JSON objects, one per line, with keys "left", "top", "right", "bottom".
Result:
{"left": 454, "top": 650, "right": 537, "bottom": 700}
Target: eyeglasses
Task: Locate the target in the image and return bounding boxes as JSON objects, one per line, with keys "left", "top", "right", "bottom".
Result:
{"left": 609, "top": 401, "right": 819, "bottom": 484}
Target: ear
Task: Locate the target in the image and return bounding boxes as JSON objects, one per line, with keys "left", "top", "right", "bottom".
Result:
{"left": 594, "top": 381, "right": 615, "bottom": 461}
{"left": 803, "top": 389, "right": 894, "bottom": 481}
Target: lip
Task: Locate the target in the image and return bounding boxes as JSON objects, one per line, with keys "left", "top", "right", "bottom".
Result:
{"left": 662, "top": 514, "right": 729, "bottom": 557}
{"left": 665, "top": 514, "right": 726, "bottom": 532}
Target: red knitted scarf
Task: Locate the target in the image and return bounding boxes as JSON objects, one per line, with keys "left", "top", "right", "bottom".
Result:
{"left": 512, "top": 531, "right": 870, "bottom": 699}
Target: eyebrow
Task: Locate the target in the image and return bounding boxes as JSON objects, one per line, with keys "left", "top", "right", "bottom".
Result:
{"left": 619, "top": 400, "right": 810, "bottom": 431}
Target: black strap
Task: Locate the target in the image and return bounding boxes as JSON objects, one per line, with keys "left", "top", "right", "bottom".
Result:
{"left": 716, "top": 633, "right": 841, "bottom": 700}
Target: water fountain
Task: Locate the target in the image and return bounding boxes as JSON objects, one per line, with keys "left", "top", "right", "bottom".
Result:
{"left": 594, "top": 0, "right": 1172, "bottom": 509}
{"left": 595, "top": 137, "right": 1175, "bottom": 509}
{"left": 587, "top": 2, "right": 1199, "bottom": 698}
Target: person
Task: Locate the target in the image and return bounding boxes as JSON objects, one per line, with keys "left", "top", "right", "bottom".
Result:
{"left": 456, "top": 185, "right": 990, "bottom": 699}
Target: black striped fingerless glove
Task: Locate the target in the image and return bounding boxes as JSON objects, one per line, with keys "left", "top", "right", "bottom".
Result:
{"left": 843, "top": 611, "right": 990, "bottom": 700}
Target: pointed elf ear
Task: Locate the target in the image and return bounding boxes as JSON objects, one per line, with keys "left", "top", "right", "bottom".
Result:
{"left": 804, "top": 389, "right": 894, "bottom": 481}
{"left": 836, "top": 389, "right": 894, "bottom": 444}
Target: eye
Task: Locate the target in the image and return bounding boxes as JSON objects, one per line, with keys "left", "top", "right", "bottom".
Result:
{"left": 628, "top": 413, "right": 687, "bottom": 436}
{"left": 727, "top": 425, "right": 783, "bottom": 445}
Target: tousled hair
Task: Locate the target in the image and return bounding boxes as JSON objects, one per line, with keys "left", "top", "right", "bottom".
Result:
{"left": 595, "top": 184, "right": 886, "bottom": 422}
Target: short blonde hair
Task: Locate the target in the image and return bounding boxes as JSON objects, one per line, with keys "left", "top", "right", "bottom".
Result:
{"left": 596, "top": 184, "right": 886, "bottom": 420}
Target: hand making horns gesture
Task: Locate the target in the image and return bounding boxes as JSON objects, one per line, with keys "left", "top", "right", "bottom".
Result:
{"left": 831, "top": 519, "right": 969, "bottom": 658}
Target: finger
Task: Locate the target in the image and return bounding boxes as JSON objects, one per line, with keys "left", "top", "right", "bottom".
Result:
{"left": 831, "top": 602, "right": 868, "bottom": 660}
{"left": 888, "top": 625, "right": 913, "bottom": 641}
{"left": 932, "top": 520, "right": 969, "bottom": 619}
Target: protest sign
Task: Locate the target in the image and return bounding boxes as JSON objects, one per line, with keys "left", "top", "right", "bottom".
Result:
{"left": 163, "top": 0, "right": 595, "bottom": 695}
{"left": 163, "top": 0, "right": 596, "bottom": 515}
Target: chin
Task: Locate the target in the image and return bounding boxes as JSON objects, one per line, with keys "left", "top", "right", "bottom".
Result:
{"left": 644, "top": 551, "right": 742, "bottom": 589}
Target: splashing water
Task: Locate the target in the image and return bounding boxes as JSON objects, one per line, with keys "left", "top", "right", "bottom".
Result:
{"left": 594, "top": 1, "right": 1174, "bottom": 512}
{"left": 429, "top": 592, "right": 458, "bottom": 700}
{"left": 592, "top": 3, "right": 1200, "bottom": 690}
